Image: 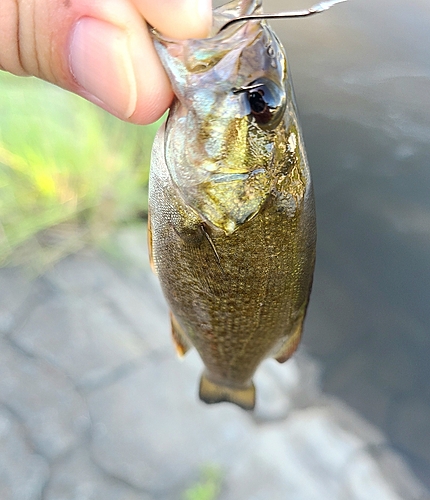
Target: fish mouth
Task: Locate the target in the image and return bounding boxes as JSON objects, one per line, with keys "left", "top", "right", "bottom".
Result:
{"left": 212, "top": 0, "right": 263, "bottom": 36}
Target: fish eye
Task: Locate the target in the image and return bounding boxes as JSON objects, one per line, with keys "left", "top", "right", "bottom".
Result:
{"left": 245, "top": 78, "right": 285, "bottom": 129}
{"left": 249, "top": 89, "right": 267, "bottom": 115}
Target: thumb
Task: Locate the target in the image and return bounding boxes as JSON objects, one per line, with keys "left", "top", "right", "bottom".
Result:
{"left": 0, "top": 0, "right": 211, "bottom": 124}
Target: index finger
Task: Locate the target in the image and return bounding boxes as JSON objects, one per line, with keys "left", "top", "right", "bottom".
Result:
{"left": 135, "top": 0, "right": 212, "bottom": 39}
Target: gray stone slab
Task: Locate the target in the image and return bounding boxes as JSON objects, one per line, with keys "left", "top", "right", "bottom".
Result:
{"left": 253, "top": 352, "right": 321, "bottom": 420}
{"left": 105, "top": 225, "right": 152, "bottom": 276}
{"left": 44, "top": 447, "right": 153, "bottom": 500}
{"left": 319, "top": 400, "right": 386, "bottom": 448}
{"left": 223, "top": 406, "right": 427, "bottom": 500}
{"left": 43, "top": 250, "right": 122, "bottom": 294}
{"left": 222, "top": 409, "right": 362, "bottom": 500}
{"left": 88, "top": 342, "right": 425, "bottom": 499}
{"left": 100, "top": 276, "right": 171, "bottom": 354}
{"left": 103, "top": 225, "right": 174, "bottom": 324}
{"left": 340, "top": 449, "right": 406, "bottom": 500}
{"left": 0, "top": 267, "right": 37, "bottom": 335}
{"left": 358, "top": 447, "right": 430, "bottom": 500}
{"left": 45, "top": 240, "right": 172, "bottom": 356}
{"left": 0, "top": 406, "right": 49, "bottom": 500}
{"left": 11, "top": 293, "right": 147, "bottom": 390}
{"left": 0, "top": 340, "right": 89, "bottom": 460}
{"left": 88, "top": 350, "right": 255, "bottom": 495}
{"left": 2, "top": 232, "right": 428, "bottom": 499}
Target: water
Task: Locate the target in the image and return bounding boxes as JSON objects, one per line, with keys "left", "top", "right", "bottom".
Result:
{"left": 263, "top": 0, "right": 430, "bottom": 488}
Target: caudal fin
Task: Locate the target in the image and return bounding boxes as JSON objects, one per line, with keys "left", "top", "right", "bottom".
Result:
{"left": 199, "top": 373, "right": 255, "bottom": 411}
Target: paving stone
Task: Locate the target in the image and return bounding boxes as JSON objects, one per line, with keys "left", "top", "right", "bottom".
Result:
{"left": 88, "top": 341, "right": 424, "bottom": 499}
{"left": 100, "top": 276, "right": 171, "bottom": 354}
{"left": 106, "top": 225, "right": 152, "bottom": 275}
{"left": 44, "top": 250, "right": 121, "bottom": 294}
{"left": 44, "top": 447, "right": 153, "bottom": 500}
{"left": 44, "top": 236, "right": 171, "bottom": 356}
{"left": 366, "top": 446, "right": 430, "bottom": 500}
{"left": 283, "top": 407, "right": 367, "bottom": 483}
{"left": 11, "top": 293, "right": 147, "bottom": 389}
{"left": 0, "top": 267, "right": 37, "bottom": 335}
{"left": 2, "top": 231, "right": 429, "bottom": 498}
{"left": 0, "top": 340, "right": 89, "bottom": 460}
{"left": 341, "top": 448, "right": 404, "bottom": 500}
{"left": 253, "top": 352, "right": 321, "bottom": 420}
{"left": 0, "top": 406, "right": 49, "bottom": 500}
{"left": 104, "top": 225, "right": 174, "bottom": 320}
{"left": 340, "top": 445, "right": 430, "bottom": 500}
{"left": 324, "top": 400, "right": 386, "bottom": 447}
{"left": 0, "top": 310, "right": 15, "bottom": 336}
{"left": 237, "top": 427, "right": 336, "bottom": 499}
{"left": 88, "top": 350, "right": 256, "bottom": 494}
{"left": 221, "top": 436, "right": 313, "bottom": 500}
{"left": 222, "top": 407, "right": 364, "bottom": 500}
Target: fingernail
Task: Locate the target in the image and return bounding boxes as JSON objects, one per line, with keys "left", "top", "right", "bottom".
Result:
{"left": 69, "top": 17, "right": 137, "bottom": 118}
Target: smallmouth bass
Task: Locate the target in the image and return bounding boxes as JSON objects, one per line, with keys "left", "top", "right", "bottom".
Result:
{"left": 148, "top": 0, "right": 316, "bottom": 410}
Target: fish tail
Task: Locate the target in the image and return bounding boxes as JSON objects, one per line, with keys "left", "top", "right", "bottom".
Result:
{"left": 199, "top": 372, "right": 255, "bottom": 411}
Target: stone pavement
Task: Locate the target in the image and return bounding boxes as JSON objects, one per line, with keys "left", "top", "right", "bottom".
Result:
{"left": 0, "top": 226, "right": 429, "bottom": 500}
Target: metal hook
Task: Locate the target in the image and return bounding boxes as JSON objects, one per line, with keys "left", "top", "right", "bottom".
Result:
{"left": 220, "top": 0, "right": 347, "bottom": 31}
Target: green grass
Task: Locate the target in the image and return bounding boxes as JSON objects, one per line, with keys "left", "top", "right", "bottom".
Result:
{"left": 0, "top": 71, "right": 161, "bottom": 268}
{"left": 182, "top": 465, "right": 223, "bottom": 500}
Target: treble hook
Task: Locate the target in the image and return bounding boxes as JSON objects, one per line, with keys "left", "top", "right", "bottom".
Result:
{"left": 220, "top": 0, "right": 347, "bottom": 31}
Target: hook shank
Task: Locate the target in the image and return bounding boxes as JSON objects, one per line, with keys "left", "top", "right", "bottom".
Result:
{"left": 220, "top": 0, "right": 347, "bottom": 31}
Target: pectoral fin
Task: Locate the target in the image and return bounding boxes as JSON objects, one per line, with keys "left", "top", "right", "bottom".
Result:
{"left": 199, "top": 372, "right": 255, "bottom": 411}
{"left": 170, "top": 312, "right": 191, "bottom": 358}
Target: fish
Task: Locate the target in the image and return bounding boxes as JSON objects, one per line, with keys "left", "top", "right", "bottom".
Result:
{"left": 148, "top": 0, "right": 316, "bottom": 411}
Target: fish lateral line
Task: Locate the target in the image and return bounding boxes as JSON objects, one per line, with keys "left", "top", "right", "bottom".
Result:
{"left": 220, "top": 0, "right": 347, "bottom": 31}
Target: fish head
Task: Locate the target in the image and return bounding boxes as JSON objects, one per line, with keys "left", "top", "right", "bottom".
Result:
{"left": 153, "top": 0, "right": 297, "bottom": 234}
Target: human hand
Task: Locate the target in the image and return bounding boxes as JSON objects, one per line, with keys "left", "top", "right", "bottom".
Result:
{"left": 0, "top": 0, "right": 212, "bottom": 124}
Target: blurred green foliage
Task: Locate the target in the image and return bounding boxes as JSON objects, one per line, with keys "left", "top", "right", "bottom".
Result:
{"left": 0, "top": 71, "right": 161, "bottom": 268}
{"left": 182, "top": 465, "right": 223, "bottom": 500}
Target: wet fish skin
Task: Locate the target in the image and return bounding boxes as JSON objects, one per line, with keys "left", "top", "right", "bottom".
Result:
{"left": 148, "top": 0, "right": 316, "bottom": 410}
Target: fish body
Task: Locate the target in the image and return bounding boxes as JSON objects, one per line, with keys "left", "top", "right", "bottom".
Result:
{"left": 148, "top": 0, "right": 316, "bottom": 410}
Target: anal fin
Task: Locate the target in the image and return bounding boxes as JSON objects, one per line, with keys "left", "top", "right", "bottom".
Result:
{"left": 170, "top": 312, "right": 192, "bottom": 358}
{"left": 199, "top": 372, "right": 255, "bottom": 411}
